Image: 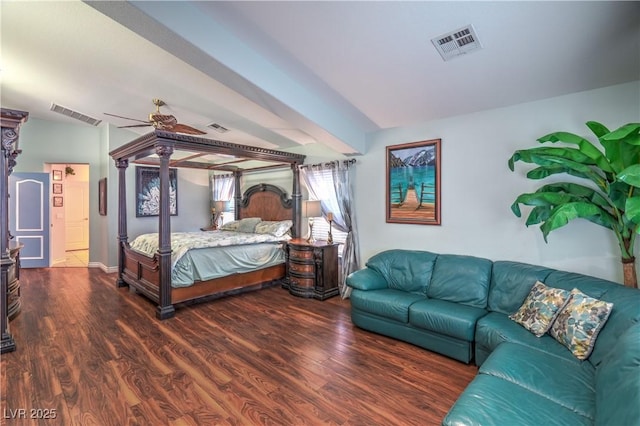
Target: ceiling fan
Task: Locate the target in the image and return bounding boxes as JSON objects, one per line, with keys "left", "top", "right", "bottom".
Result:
{"left": 104, "top": 98, "right": 206, "bottom": 135}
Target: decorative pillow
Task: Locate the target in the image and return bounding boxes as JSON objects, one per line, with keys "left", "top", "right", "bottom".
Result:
{"left": 549, "top": 288, "right": 613, "bottom": 360}
{"left": 255, "top": 220, "right": 293, "bottom": 237}
{"left": 219, "top": 220, "right": 240, "bottom": 231}
{"left": 235, "top": 217, "right": 262, "bottom": 233}
{"left": 509, "top": 281, "right": 570, "bottom": 337}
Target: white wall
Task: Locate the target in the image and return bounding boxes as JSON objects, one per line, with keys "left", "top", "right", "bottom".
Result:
{"left": 358, "top": 81, "right": 640, "bottom": 284}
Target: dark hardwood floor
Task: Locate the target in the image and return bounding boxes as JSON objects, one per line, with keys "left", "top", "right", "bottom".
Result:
{"left": 1, "top": 268, "right": 477, "bottom": 425}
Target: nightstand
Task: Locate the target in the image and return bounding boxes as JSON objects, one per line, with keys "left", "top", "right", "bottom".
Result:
{"left": 284, "top": 238, "right": 339, "bottom": 300}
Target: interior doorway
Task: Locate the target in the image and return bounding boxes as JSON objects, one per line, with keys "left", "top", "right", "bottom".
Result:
{"left": 49, "top": 163, "right": 89, "bottom": 267}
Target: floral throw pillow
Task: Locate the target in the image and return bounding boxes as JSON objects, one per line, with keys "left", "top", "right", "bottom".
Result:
{"left": 509, "top": 281, "right": 570, "bottom": 337}
{"left": 549, "top": 288, "right": 613, "bottom": 360}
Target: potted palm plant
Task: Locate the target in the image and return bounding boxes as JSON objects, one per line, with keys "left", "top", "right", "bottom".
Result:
{"left": 509, "top": 121, "right": 640, "bottom": 288}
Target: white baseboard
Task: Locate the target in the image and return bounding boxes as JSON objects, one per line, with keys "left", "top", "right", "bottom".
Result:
{"left": 89, "top": 262, "right": 118, "bottom": 273}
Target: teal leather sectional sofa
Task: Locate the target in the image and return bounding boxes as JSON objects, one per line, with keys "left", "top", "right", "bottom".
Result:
{"left": 346, "top": 249, "right": 640, "bottom": 426}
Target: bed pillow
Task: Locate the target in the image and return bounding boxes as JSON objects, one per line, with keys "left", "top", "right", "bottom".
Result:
{"left": 236, "top": 217, "right": 263, "bottom": 233}
{"left": 219, "top": 217, "right": 262, "bottom": 233}
{"left": 549, "top": 288, "right": 613, "bottom": 360}
{"left": 509, "top": 281, "right": 570, "bottom": 337}
{"left": 219, "top": 220, "right": 240, "bottom": 231}
{"left": 255, "top": 220, "right": 293, "bottom": 237}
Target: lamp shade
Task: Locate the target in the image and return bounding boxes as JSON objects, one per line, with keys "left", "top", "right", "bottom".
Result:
{"left": 214, "top": 200, "right": 231, "bottom": 212}
{"left": 302, "top": 200, "right": 321, "bottom": 218}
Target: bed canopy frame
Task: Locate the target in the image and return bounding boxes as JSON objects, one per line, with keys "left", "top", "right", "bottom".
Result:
{"left": 109, "top": 130, "right": 306, "bottom": 319}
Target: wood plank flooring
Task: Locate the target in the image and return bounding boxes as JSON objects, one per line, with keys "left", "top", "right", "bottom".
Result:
{"left": 1, "top": 268, "right": 477, "bottom": 425}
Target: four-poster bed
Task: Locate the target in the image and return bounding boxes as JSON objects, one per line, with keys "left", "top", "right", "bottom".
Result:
{"left": 109, "top": 130, "right": 305, "bottom": 319}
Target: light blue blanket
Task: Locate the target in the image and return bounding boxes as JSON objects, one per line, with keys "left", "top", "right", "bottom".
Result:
{"left": 129, "top": 231, "right": 288, "bottom": 287}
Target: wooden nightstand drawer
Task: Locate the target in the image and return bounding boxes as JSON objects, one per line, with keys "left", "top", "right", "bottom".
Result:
{"left": 289, "top": 248, "right": 314, "bottom": 261}
{"left": 288, "top": 276, "right": 315, "bottom": 289}
{"left": 289, "top": 261, "right": 314, "bottom": 275}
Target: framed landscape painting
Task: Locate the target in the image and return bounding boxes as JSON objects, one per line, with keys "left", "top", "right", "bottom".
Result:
{"left": 135, "top": 166, "right": 178, "bottom": 217}
{"left": 386, "top": 139, "right": 441, "bottom": 225}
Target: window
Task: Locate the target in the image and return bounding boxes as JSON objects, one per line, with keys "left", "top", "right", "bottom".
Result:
{"left": 311, "top": 216, "right": 348, "bottom": 255}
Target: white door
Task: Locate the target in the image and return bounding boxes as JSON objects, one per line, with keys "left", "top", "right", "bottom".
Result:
{"left": 9, "top": 173, "right": 50, "bottom": 268}
{"left": 65, "top": 181, "right": 89, "bottom": 251}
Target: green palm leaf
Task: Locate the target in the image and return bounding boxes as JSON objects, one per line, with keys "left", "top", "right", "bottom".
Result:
{"left": 625, "top": 196, "right": 640, "bottom": 226}
{"left": 539, "top": 202, "right": 617, "bottom": 241}
{"left": 537, "top": 131, "right": 612, "bottom": 172}
{"left": 617, "top": 164, "right": 640, "bottom": 188}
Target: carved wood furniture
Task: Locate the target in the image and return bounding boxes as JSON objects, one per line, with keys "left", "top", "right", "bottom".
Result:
{"left": 1, "top": 108, "right": 28, "bottom": 354}
{"left": 284, "top": 238, "right": 339, "bottom": 300}
{"left": 109, "top": 130, "right": 305, "bottom": 320}
{"left": 7, "top": 241, "right": 23, "bottom": 320}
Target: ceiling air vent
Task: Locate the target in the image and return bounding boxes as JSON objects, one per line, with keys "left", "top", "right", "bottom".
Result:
{"left": 207, "top": 122, "right": 229, "bottom": 133}
{"left": 50, "top": 103, "right": 102, "bottom": 126}
{"left": 431, "top": 25, "right": 482, "bottom": 61}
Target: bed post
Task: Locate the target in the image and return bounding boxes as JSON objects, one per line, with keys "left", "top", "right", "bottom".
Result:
{"left": 115, "top": 159, "right": 129, "bottom": 288}
{"left": 292, "top": 162, "right": 302, "bottom": 238}
{"left": 233, "top": 170, "right": 242, "bottom": 220}
{"left": 156, "top": 143, "right": 175, "bottom": 320}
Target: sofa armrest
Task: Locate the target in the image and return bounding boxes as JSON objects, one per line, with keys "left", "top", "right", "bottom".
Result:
{"left": 346, "top": 268, "right": 388, "bottom": 291}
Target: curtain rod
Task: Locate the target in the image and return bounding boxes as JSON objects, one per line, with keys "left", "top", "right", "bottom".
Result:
{"left": 299, "top": 159, "right": 356, "bottom": 169}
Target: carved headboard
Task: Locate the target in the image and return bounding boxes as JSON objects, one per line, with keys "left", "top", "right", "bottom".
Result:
{"left": 238, "top": 184, "right": 292, "bottom": 221}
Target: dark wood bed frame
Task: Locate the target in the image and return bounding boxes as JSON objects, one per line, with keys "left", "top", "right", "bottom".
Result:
{"left": 109, "top": 130, "right": 305, "bottom": 320}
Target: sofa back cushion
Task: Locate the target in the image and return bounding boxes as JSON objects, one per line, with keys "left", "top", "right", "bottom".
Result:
{"left": 427, "top": 254, "right": 492, "bottom": 308}
{"left": 589, "top": 284, "right": 640, "bottom": 366}
{"left": 488, "top": 261, "right": 554, "bottom": 315}
{"left": 366, "top": 250, "right": 438, "bottom": 295}
{"left": 545, "top": 270, "right": 640, "bottom": 366}
{"left": 594, "top": 322, "right": 640, "bottom": 425}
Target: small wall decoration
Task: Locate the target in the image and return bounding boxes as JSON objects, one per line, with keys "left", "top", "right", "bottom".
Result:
{"left": 52, "top": 170, "right": 63, "bottom": 181}
{"left": 52, "top": 183, "right": 63, "bottom": 194}
{"left": 98, "top": 177, "right": 107, "bottom": 216}
{"left": 386, "top": 138, "right": 441, "bottom": 225}
{"left": 53, "top": 196, "right": 63, "bottom": 208}
{"left": 135, "top": 166, "right": 178, "bottom": 217}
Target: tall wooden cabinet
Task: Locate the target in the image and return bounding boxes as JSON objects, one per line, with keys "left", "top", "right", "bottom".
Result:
{"left": 1, "top": 108, "right": 28, "bottom": 354}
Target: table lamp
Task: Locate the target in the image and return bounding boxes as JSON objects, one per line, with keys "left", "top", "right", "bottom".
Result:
{"left": 302, "top": 200, "right": 321, "bottom": 243}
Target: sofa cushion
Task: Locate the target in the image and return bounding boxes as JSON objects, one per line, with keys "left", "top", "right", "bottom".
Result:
{"left": 589, "top": 284, "right": 640, "bottom": 366}
{"left": 345, "top": 268, "right": 388, "bottom": 291}
{"left": 409, "top": 299, "right": 487, "bottom": 341}
{"left": 595, "top": 323, "right": 640, "bottom": 425}
{"left": 349, "top": 289, "right": 424, "bottom": 323}
{"left": 476, "top": 312, "right": 579, "bottom": 364}
{"left": 509, "top": 281, "right": 570, "bottom": 337}
{"left": 544, "top": 270, "right": 608, "bottom": 298}
{"left": 549, "top": 288, "right": 613, "bottom": 361}
{"left": 365, "top": 250, "right": 437, "bottom": 295}
{"left": 427, "top": 254, "right": 492, "bottom": 308}
{"left": 442, "top": 374, "right": 592, "bottom": 426}
{"left": 480, "top": 343, "right": 595, "bottom": 420}
{"left": 488, "top": 261, "right": 554, "bottom": 315}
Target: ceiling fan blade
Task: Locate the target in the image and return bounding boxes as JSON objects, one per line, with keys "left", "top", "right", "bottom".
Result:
{"left": 118, "top": 124, "right": 152, "bottom": 129}
{"left": 170, "top": 123, "right": 207, "bottom": 135}
{"left": 104, "top": 112, "right": 151, "bottom": 124}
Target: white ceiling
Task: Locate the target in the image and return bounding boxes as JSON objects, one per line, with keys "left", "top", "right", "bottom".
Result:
{"left": 1, "top": 1, "right": 638, "bottom": 155}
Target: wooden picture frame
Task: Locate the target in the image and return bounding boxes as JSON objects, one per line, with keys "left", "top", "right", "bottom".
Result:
{"left": 135, "top": 166, "right": 178, "bottom": 217}
{"left": 52, "top": 183, "right": 63, "bottom": 194}
{"left": 98, "top": 177, "right": 107, "bottom": 216}
{"left": 386, "top": 138, "right": 441, "bottom": 225}
{"left": 53, "top": 196, "right": 63, "bottom": 208}
{"left": 52, "top": 170, "right": 62, "bottom": 181}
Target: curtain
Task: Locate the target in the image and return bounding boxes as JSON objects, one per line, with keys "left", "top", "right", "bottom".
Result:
{"left": 300, "top": 160, "right": 359, "bottom": 298}
{"left": 211, "top": 173, "right": 235, "bottom": 225}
